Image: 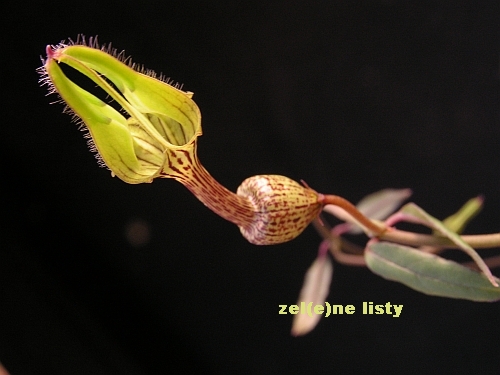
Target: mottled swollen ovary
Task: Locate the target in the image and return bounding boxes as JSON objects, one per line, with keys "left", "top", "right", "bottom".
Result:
{"left": 237, "top": 175, "right": 323, "bottom": 245}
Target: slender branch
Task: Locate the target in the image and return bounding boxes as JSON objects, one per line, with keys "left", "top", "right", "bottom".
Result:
{"left": 315, "top": 202, "right": 500, "bottom": 249}
{"left": 330, "top": 246, "right": 367, "bottom": 266}
{"left": 313, "top": 218, "right": 366, "bottom": 266}
{"left": 380, "top": 229, "right": 500, "bottom": 249}
{"left": 313, "top": 215, "right": 500, "bottom": 269}
{"left": 462, "top": 255, "right": 500, "bottom": 271}
{"left": 312, "top": 217, "right": 334, "bottom": 241}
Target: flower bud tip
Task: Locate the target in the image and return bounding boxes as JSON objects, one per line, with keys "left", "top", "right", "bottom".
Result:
{"left": 46, "top": 45, "right": 55, "bottom": 59}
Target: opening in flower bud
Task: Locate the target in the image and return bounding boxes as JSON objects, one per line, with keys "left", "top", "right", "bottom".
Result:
{"left": 39, "top": 38, "right": 202, "bottom": 184}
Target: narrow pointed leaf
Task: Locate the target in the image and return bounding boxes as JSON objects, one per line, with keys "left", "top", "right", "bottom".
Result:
{"left": 365, "top": 242, "right": 500, "bottom": 301}
{"left": 442, "top": 196, "right": 483, "bottom": 234}
{"left": 399, "top": 203, "right": 498, "bottom": 287}
{"left": 291, "top": 255, "right": 333, "bottom": 336}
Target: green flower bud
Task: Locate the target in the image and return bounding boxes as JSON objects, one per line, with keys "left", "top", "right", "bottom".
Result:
{"left": 39, "top": 41, "right": 201, "bottom": 184}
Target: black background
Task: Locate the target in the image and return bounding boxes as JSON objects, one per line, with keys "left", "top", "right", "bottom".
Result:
{"left": 2, "top": 1, "right": 499, "bottom": 374}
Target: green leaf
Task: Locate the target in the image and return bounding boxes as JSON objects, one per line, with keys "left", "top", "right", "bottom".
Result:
{"left": 399, "top": 203, "right": 498, "bottom": 287}
{"left": 442, "top": 196, "right": 483, "bottom": 234}
{"left": 291, "top": 254, "right": 333, "bottom": 336}
{"left": 365, "top": 242, "right": 500, "bottom": 302}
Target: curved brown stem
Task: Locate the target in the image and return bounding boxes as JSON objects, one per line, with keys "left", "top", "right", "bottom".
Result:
{"left": 318, "top": 194, "right": 387, "bottom": 236}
